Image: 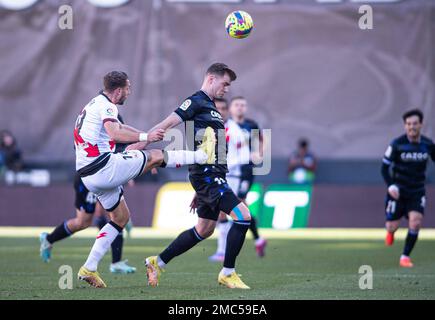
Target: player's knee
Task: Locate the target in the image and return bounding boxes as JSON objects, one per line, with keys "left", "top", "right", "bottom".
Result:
{"left": 195, "top": 224, "right": 215, "bottom": 239}
{"left": 76, "top": 217, "right": 92, "bottom": 230}
{"left": 232, "top": 203, "right": 251, "bottom": 222}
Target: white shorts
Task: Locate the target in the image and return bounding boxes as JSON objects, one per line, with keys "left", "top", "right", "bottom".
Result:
{"left": 81, "top": 150, "right": 147, "bottom": 211}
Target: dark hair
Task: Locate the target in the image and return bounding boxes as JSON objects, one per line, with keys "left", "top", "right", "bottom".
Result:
{"left": 298, "top": 138, "right": 309, "bottom": 148}
{"left": 103, "top": 71, "right": 129, "bottom": 92}
{"left": 230, "top": 96, "right": 246, "bottom": 103}
{"left": 214, "top": 97, "right": 228, "bottom": 107}
{"left": 206, "top": 63, "right": 237, "bottom": 81}
{"left": 402, "top": 109, "right": 423, "bottom": 123}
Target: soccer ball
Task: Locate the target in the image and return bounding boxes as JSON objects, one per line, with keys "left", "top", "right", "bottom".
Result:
{"left": 225, "top": 10, "right": 254, "bottom": 39}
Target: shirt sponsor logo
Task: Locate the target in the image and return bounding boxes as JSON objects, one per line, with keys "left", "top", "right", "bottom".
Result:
{"left": 400, "top": 152, "right": 428, "bottom": 162}
{"left": 210, "top": 110, "right": 223, "bottom": 121}
{"left": 179, "top": 99, "right": 192, "bottom": 111}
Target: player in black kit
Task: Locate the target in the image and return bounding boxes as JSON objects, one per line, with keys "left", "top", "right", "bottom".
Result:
{"left": 128, "top": 63, "right": 252, "bottom": 289}
{"left": 381, "top": 109, "right": 435, "bottom": 268}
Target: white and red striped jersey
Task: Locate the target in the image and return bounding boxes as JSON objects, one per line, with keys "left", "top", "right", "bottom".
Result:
{"left": 74, "top": 93, "right": 118, "bottom": 170}
{"left": 225, "top": 118, "right": 251, "bottom": 177}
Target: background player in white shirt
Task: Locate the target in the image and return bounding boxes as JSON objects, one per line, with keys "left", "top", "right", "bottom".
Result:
{"left": 75, "top": 71, "right": 213, "bottom": 288}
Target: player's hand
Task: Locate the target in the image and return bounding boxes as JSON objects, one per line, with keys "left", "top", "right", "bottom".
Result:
{"left": 189, "top": 193, "right": 198, "bottom": 214}
{"left": 151, "top": 168, "right": 158, "bottom": 175}
{"left": 251, "top": 151, "right": 263, "bottom": 164}
{"left": 148, "top": 128, "right": 165, "bottom": 142}
{"left": 126, "top": 141, "right": 147, "bottom": 151}
{"left": 388, "top": 184, "right": 400, "bottom": 200}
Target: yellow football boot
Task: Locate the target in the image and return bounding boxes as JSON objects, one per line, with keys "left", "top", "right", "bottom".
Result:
{"left": 218, "top": 271, "right": 251, "bottom": 289}
{"left": 145, "top": 256, "right": 164, "bottom": 287}
{"left": 77, "top": 266, "right": 107, "bottom": 288}
{"left": 197, "top": 127, "right": 216, "bottom": 164}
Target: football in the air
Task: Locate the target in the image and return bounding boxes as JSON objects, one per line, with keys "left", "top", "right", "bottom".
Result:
{"left": 225, "top": 10, "right": 254, "bottom": 39}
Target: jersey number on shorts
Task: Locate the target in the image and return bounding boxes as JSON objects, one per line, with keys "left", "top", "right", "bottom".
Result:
{"left": 386, "top": 200, "right": 396, "bottom": 214}
{"left": 214, "top": 177, "right": 226, "bottom": 185}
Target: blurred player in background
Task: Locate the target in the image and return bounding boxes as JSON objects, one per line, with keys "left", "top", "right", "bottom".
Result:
{"left": 288, "top": 138, "right": 316, "bottom": 184}
{"left": 39, "top": 114, "right": 135, "bottom": 274}
{"left": 73, "top": 71, "right": 212, "bottom": 288}
{"left": 209, "top": 96, "right": 267, "bottom": 263}
{"left": 382, "top": 109, "right": 435, "bottom": 268}
{"left": 130, "top": 63, "right": 253, "bottom": 289}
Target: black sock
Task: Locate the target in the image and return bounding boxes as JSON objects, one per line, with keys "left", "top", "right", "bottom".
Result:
{"left": 403, "top": 229, "right": 419, "bottom": 257}
{"left": 111, "top": 233, "right": 124, "bottom": 263}
{"left": 224, "top": 220, "right": 250, "bottom": 268}
{"left": 46, "top": 221, "right": 73, "bottom": 244}
{"left": 159, "top": 228, "right": 204, "bottom": 264}
{"left": 95, "top": 215, "right": 108, "bottom": 230}
{"left": 249, "top": 218, "right": 260, "bottom": 240}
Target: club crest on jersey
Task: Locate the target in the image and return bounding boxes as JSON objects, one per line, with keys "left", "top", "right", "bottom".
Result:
{"left": 179, "top": 99, "right": 192, "bottom": 111}
{"left": 106, "top": 107, "right": 114, "bottom": 116}
{"left": 400, "top": 152, "right": 428, "bottom": 161}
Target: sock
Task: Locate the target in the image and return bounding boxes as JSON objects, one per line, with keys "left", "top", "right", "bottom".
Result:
{"left": 403, "top": 229, "right": 419, "bottom": 257}
{"left": 222, "top": 267, "right": 235, "bottom": 276}
{"left": 157, "top": 256, "right": 166, "bottom": 269}
{"left": 161, "top": 150, "right": 207, "bottom": 168}
{"left": 84, "top": 221, "right": 123, "bottom": 271}
{"left": 159, "top": 227, "right": 204, "bottom": 264}
{"left": 224, "top": 220, "right": 250, "bottom": 269}
{"left": 111, "top": 233, "right": 124, "bottom": 264}
{"left": 46, "top": 220, "right": 73, "bottom": 244}
{"left": 95, "top": 215, "right": 108, "bottom": 230}
{"left": 217, "top": 221, "right": 232, "bottom": 255}
{"left": 249, "top": 217, "right": 260, "bottom": 240}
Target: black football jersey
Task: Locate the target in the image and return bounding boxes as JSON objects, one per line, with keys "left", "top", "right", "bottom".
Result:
{"left": 174, "top": 90, "right": 227, "bottom": 175}
{"left": 383, "top": 134, "right": 435, "bottom": 195}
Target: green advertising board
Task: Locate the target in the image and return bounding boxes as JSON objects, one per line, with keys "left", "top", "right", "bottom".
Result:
{"left": 258, "top": 184, "right": 312, "bottom": 229}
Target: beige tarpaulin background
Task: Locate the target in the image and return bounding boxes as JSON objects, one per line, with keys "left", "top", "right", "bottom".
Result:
{"left": 1, "top": 0, "right": 434, "bottom": 162}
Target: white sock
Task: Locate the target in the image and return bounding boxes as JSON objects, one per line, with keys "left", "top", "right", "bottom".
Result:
{"left": 217, "top": 221, "right": 232, "bottom": 255}
{"left": 222, "top": 267, "right": 235, "bottom": 276}
{"left": 157, "top": 256, "right": 166, "bottom": 269}
{"left": 84, "top": 223, "right": 121, "bottom": 271}
{"left": 165, "top": 150, "right": 207, "bottom": 167}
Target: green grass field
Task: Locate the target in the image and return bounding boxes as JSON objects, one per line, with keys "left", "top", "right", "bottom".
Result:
{"left": 1, "top": 234, "right": 435, "bottom": 300}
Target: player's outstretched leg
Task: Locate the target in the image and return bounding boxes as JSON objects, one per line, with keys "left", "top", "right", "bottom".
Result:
{"left": 209, "top": 214, "right": 232, "bottom": 262}
{"left": 218, "top": 202, "right": 251, "bottom": 289}
{"left": 145, "top": 218, "right": 215, "bottom": 287}
{"left": 40, "top": 210, "right": 93, "bottom": 263}
{"left": 78, "top": 199, "right": 130, "bottom": 288}
{"left": 400, "top": 211, "right": 423, "bottom": 268}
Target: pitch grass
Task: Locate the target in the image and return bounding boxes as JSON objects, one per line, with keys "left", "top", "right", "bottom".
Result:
{"left": 1, "top": 237, "right": 435, "bottom": 300}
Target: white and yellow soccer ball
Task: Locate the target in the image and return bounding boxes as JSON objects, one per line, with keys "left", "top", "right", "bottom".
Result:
{"left": 225, "top": 10, "right": 254, "bottom": 39}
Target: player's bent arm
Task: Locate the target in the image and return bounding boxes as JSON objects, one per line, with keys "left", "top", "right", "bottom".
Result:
{"left": 130, "top": 112, "right": 183, "bottom": 150}
{"left": 148, "top": 112, "right": 183, "bottom": 132}
{"left": 121, "top": 123, "right": 142, "bottom": 134}
{"left": 381, "top": 161, "right": 393, "bottom": 186}
{"left": 104, "top": 121, "right": 164, "bottom": 144}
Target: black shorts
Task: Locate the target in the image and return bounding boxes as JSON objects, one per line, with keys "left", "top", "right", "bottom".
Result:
{"left": 189, "top": 172, "right": 241, "bottom": 221}
{"left": 74, "top": 174, "right": 98, "bottom": 214}
{"left": 385, "top": 192, "right": 426, "bottom": 221}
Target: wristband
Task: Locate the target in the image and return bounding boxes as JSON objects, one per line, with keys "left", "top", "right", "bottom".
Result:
{"left": 139, "top": 133, "right": 148, "bottom": 142}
